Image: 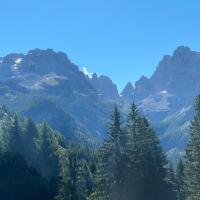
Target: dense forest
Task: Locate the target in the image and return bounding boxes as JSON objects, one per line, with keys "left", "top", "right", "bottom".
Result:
{"left": 1, "top": 95, "right": 200, "bottom": 200}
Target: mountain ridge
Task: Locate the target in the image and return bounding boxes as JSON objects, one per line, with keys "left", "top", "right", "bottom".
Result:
{"left": 0, "top": 46, "right": 200, "bottom": 161}
{"left": 0, "top": 48, "right": 133, "bottom": 144}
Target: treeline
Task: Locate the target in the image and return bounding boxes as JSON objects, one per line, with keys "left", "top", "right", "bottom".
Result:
{"left": 1, "top": 95, "right": 200, "bottom": 199}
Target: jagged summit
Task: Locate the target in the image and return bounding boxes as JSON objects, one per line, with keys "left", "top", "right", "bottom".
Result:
{"left": 121, "top": 82, "right": 134, "bottom": 100}
{"left": 172, "top": 46, "right": 192, "bottom": 58}
{"left": 0, "top": 48, "right": 79, "bottom": 79}
{"left": 28, "top": 48, "right": 55, "bottom": 55}
{"left": 133, "top": 46, "right": 200, "bottom": 156}
{"left": 90, "top": 74, "right": 120, "bottom": 100}
{"left": 135, "top": 46, "right": 200, "bottom": 101}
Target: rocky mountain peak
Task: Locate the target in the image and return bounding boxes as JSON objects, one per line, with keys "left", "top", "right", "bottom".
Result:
{"left": 121, "top": 82, "right": 134, "bottom": 99}
{"left": 92, "top": 73, "right": 98, "bottom": 79}
{"left": 0, "top": 49, "right": 80, "bottom": 79}
{"left": 90, "top": 74, "right": 120, "bottom": 100}
{"left": 133, "top": 46, "right": 200, "bottom": 156}
{"left": 120, "top": 82, "right": 134, "bottom": 109}
{"left": 172, "top": 46, "right": 192, "bottom": 58}
{"left": 134, "top": 75, "right": 151, "bottom": 101}
{"left": 27, "top": 48, "right": 55, "bottom": 56}
{"left": 134, "top": 46, "right": 200, "bottom": 102}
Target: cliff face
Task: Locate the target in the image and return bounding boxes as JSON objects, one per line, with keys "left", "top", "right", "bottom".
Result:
{"left": 133, "top": 46, "right": 200, "bottom": 157}
{"left": 0, "top": 49, "right": 115, "bottom": 143}
{"left": 135, "top": 46, "right": 200, "bottom": 101}
{"left": 90, "top": 73, "right": 120, "bottom": 101}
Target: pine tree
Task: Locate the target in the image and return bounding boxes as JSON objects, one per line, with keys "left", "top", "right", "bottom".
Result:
{"left": 176, "top": 159, "right": 185, "bottom": 200}
{"left": 0, "top": 126, "right": 10, "bottom": 153}
{"left": 81, "top": 162, "right": 94, "bottom": 197}
{"left": 124, "top": 103, "right": 146, "bottom": 199}
{"left": 9, "top": 114, "right": 23, "bottom": 154}
{"left": 166, "top": 163, "right": 178, "bottom": 200}
{"left": 184, "top": 95, "right": 200, "bottom": 200}
{"left": 23, "top": 118, "right": 38, "bottom": 160}
{"left": 94, "top": 105, "right": 124, "bottom": 200}
{"left": 54, "top": 156, "right": 70, "bottom": 200}
{"left": 124, "top": 103, "right": 176, "bottom": 200}
{"left": 39, "top": 121, "right": 60, "bottom": 178}
{"left": 68, "top": 152, "right": 79, "bottom": 200}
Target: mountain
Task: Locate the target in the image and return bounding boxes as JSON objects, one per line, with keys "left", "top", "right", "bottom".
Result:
{"left": 90, "top": 73, "right": 120, "bottom": 101}
{"left": 0, "top": 49, "right": 115, "bottom": 142}
{"left": 134, "top": 46, "right": 200, "bottom": 159}
{"left": 120, "top": 82, "right": 134, "bottom": 110}
{"left": 1, "top": 46, "right": 200, "bottom": 161}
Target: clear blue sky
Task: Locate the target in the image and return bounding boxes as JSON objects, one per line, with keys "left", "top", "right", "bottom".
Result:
{"left": 1, "top": 0, "right": 200, "bottom": 91}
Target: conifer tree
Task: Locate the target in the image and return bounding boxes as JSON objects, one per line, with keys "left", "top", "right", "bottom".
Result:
{"left": 9, "top": 114, "right": 23, "bottom": 154}
{"left": 184, "top": 95, "right": 200, "bottom": 200}
{"left": 40, "top": 121, "right": 60, "bottom": 178}
{"left": 124, "top": 103, "right": 176, "bottom": 200}
{"left": 124, "top": 103, "right": 145, "bottom": 199}
{"left": 0, "top": 127, "right": 10, "bottom": 153}
{"left": 176, "top": 159, "right": 185, "bottom": 200}
{"left": 68, "top": 152, "right": 79, "bottom": 200}
{"left": 23, "top": 118, "right": 38, "bottom": 160}
{"left": 166, "top": 163, "right": 178, "bottom": 200}
{"left": 54, "top": 156, "right": 70, "bottom": 200}
{"left": 94, "top": 105, "right": 124, "bottom": 200}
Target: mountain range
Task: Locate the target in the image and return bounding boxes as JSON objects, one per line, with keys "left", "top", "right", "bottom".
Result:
{"left": 0, "top": 46, "right": 199, "bottom": 160}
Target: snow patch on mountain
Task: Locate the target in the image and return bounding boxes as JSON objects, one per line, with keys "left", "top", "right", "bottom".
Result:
{"left": 82, "top": 67, "right": 93, "bottom": 79}
{"left": 160, "top": 90, "right": 168, "bottom": 95}
{"left": 12, "top": 58, "right": 22, "bottom": 72}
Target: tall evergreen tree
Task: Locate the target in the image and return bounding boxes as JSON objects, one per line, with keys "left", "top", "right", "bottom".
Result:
{"left": 9, "top": 114, "right": 23, "bottom": 154}
{"left": 68, "top": 152, "right": 79, "bottom": 200}
{"left": 23, "top": 118, "right": 38, "bottom": 160}
{"left": 124, "top": 104, "right": 175, "bottom": 200}
{"left": 39, "top": 121, "right": 60, "bottom": 178}
{"left": 94, "top": 105, "right": 124, "bottom": 200}
{"left": 184, "top": 95, "right": 200, "bottom": 200}
{"left": 124, "top": 103, "right": 146, "bottom": 199}
{"left": 176, "top": 159, "right": 185, "bottom": 200}
{"left": 166, "top": 163, "right": 178, "bottom": 200}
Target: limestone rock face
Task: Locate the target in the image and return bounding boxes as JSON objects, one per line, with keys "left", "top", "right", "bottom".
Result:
{"left": 133, "top": 46, "right": 200, "bottom": 159}
{"left": 0, "top": 49, "right": 115, "bottom": 142}
{"left": 90, "top": 73, "right": 120, "bottom": 100}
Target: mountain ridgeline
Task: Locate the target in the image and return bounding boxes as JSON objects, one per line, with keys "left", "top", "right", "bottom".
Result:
{"left": 0, "top": 46, "right": 200, "bottom": 158}
{"left": 0, "top": 48, "right": 135, "bottom": 144}
{"left": 134, "top": 46, "right": 200, "bottom": 158}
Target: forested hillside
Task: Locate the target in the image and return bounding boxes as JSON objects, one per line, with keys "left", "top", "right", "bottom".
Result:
{"left": 0, "top": 106, "right": 97, "bottom": 200}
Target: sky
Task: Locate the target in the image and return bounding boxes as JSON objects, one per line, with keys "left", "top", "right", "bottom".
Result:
{"left": 1, "top": 0, "right": 200, "bottom": 91}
